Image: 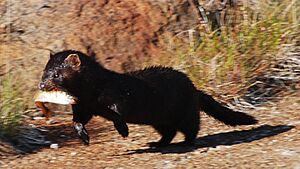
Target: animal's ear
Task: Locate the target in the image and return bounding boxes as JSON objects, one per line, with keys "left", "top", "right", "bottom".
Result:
{"left": 65, "top": 54, "right": 81, "bottom": 69}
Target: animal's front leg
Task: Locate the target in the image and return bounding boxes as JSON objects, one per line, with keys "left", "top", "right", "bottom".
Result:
{"left": 72, "top": 104, "right": 93, "bottom": 145}
{"left": 73, "top": 122, "right": 89, "bottom": 145}
{"left": 112, "top": 116, "right": 129, "bottom": 138}
{"left": 101, "top": 104, "right": 129, "bottom": 138}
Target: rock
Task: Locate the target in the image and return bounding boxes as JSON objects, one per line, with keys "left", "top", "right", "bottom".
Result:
{"left": 70, "top": 152, "right": 77, "bottom": 156}
{"left": 33, "top": 117, "right": 45, "bottom": 120}
{"left": 46, "top": 119, "right": 56, "bottom": 125}
{"left": 50, "top": 144, "right": 59, "bottom": 149}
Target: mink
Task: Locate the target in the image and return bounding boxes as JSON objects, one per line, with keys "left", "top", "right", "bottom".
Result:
{"left": 39, "top": 50, "right": 257, "bottom": 147}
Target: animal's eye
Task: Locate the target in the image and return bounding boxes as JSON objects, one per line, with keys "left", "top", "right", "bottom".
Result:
{"left": 54, "top": 73, "right": 59, "bottom": 78}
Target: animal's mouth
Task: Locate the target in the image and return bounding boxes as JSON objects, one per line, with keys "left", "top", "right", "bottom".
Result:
{"left": 50, "top": 87, "right": 61, "bottom": 92}
{"left": 40, "top": 84, "right": 62, "bottom": 92}
{"left": 42, "top": 87, "right": 59, "bottom": 92}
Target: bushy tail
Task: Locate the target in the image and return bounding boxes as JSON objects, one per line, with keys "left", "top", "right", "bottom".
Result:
{"left": 198, "top": 90, "right": 257, "bottom": 126}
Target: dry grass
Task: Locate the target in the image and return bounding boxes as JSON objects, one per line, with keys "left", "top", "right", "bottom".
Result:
{"left": 145, "top": 0, "right": 299, "bottom": 97}
{"left": 0, "top": 75, "right": 24, "bottom": 136}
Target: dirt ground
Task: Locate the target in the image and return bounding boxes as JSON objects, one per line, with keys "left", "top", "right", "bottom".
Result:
{"left": 0, "top": 0, "right": 299, "bottom": 168}
{"left": 0, "top": 90, "right": 299, "bottom": 169}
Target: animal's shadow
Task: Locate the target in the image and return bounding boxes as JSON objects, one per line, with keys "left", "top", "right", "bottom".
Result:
{"left": 124, "top": 124, "right": 294, "bottom": 154}
{"left": 0, "top": 121, "right": 108, "bottom": 154}
{"left": 1, "top": 123, "right": 294, "bottom": 155}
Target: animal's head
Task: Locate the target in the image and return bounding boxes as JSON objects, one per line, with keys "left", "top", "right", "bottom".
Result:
{"left": 39, "top": 51, "right": 84, "bottom": 92}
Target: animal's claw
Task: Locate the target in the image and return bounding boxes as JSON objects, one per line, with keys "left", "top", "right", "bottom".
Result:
{"left": 74, "top": 122, "right": 90, "bottom": 145}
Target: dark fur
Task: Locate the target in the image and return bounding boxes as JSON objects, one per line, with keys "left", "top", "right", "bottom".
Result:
{"left": 39, "top": 50, "right": 257, "bottom": 147}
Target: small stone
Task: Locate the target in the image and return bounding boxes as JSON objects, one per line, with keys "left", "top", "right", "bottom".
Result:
{"left": 33, "top": 117, "right": 45, "bottom": 120}
{"left": 50, "top": 144, "right": 59, "bottom": 149}
{"left": 70, "top": 152, "right": 77, "bottom": 156}
{"left": 280, "top": 149, "right": 295, "bottom": 156}
{"left": 46, "top": 119, "right": 56, "bottom": 124}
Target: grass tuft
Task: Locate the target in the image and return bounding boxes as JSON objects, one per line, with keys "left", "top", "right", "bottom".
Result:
{"left": 0, "top": 76, "right": 24, "bottom": 136}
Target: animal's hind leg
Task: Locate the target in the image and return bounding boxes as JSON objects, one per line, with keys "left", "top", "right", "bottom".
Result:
{"left": 148, "top": 126, "right": 177, "bottom": 147}
{"left": 179, "top": 111, "right": 199, "bottom": 146}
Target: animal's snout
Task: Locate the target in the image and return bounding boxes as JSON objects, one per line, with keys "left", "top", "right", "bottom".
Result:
{"left": 39, "top": 82, "right": 46, "bottom": 90}
{"left": 38, "top": 80, "right": 56, "bottom": 91}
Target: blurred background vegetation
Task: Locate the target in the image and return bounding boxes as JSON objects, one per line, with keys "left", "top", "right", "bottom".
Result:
{"left": 0, "top": 0, "right": 299, "bottom": 138}
{"left": 146, "top": 0, "right": 299, "bottom": 96}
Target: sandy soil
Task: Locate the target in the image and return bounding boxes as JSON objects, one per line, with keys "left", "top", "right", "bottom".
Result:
{"left": 0, "top": 91, "right": 299, "bottom": 169}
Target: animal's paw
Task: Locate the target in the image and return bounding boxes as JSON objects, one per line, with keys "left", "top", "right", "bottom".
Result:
{"left": 114, "top": 121, "right": 129, "bottom": 138}
{"left": 78, "top": 128, "right": 90, "bottom": 145}
{"left": 73, "top": 122, "right": 90, "bottom": 145}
